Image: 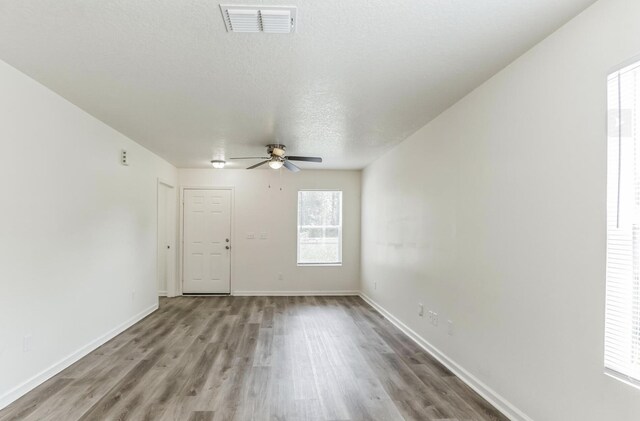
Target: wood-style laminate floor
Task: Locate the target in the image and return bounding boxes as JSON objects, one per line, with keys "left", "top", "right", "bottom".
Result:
{"left": 0, "top": 296, "right": 508, "bottom": 421}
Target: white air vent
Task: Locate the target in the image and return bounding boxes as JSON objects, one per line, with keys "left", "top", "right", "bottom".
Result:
{"left": 220, "top": 5, "right": 296, "bottom": 33}
{"left": 260, "top": 10, "right": 292, "bottom": 33}
{"left": 226, "top": 8, "right": 260, "bottom": 32}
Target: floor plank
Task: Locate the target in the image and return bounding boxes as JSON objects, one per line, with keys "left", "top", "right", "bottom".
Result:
{"left": 0, "top": 296, "right": 508, "bottom": 421}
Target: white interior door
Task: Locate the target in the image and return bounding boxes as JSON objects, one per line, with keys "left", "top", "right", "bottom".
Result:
{"left": 183, "top": 189, "right": 231, "bottom": 294}
{"left": 157, "top": 182, "right": 176, "bottom": 296}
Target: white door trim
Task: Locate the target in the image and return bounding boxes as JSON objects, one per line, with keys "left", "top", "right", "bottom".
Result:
{"left": 157, "top": 178, "right": 177, "bottom": 297}
{"left": 179, "top": 186, "right": 235, "bottom": 296}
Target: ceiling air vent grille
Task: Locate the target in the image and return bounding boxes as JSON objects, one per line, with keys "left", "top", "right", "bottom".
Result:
{"left": 220, "top": 5, "right": 296, "bottom": 33}
{"left": 226, "top": 9, "right": 261, "bottom": 33}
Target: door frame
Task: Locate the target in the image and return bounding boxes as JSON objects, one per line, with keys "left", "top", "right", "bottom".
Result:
{"left": 179, "top": 186, "right": 235, "bottom": 296}
{"left": 157, "top": 178, "right": 177, "bottom": 297}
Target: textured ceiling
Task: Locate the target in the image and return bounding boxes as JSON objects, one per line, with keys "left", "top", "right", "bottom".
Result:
{"left": 0, "top": 0, "right": 596, "bottom": 169}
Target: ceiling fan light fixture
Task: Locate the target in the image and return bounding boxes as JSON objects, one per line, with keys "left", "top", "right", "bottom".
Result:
{"left": 268, "top": 158, "right": 284, "bottom": 169}
{"left": 211, "top": 160, "right": 226, "bottom": 169}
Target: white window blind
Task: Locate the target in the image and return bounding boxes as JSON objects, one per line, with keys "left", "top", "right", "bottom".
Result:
{"left": 297, "top": 191, "right": 342, "bottom": 265}
{"left": 605, "top": 59, "right": 640, "bottom": 386}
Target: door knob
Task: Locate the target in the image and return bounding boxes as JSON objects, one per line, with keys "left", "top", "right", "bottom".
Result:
{"left": 225, "top": 245, "right": 230, "bottom": 250}
{"left": 167, "top": 245, "right": 170, "bottom": 249}
{"left": 226, "top": 238, "right": 230, "bottom": 242}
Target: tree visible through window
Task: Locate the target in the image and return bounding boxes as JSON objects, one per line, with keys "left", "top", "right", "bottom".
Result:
{"left": 297, "top": 191, "right": 342, "bottom": 265}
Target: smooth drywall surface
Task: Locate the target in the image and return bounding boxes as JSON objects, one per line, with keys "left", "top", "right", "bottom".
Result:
{"left": 0, "top": 59, "right": 177, "bottom": 404}
{"left": 361, "top": 0, "right": 640, "bottom": 419}
{"left": 179, "top": 169, "right": 360, "bottom": 294}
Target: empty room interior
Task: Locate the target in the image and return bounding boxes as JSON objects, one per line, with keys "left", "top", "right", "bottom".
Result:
{"left": 2, "top": 0, "right": 640, "bottom": 420}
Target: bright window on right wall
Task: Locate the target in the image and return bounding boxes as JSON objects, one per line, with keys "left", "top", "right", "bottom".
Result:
{"left": 605, "top": 59, "right": 640, "bottom": 387}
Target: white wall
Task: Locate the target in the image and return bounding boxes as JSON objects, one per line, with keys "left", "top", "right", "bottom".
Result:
{"left": 179, "top": 169, "right": 360, "bottom": 294}
{"left": 0, "top": 59, "right": 177, "bottom": 407}
{"left": 361, "top": 0, "right": 640, "bottom": 419}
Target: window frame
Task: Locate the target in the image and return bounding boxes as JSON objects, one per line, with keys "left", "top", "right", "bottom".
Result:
{"left": 296, "top": 189, "right": 343, "bottom": 267}
{"left": 604, "top": 56, "right": 640, "bottom": 391}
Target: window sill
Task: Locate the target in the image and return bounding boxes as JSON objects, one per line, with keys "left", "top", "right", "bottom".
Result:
{"left": 605, "top": 368, "right": 640, "bottom": 391}
{"left": 297, "top": 263, "right": 343, "bottom": 267}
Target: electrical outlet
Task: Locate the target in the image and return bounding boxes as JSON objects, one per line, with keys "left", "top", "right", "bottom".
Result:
{"left": 447, "top": 320, "right": 454, "bottom": 336}
{"left": 278, "top": 273, "right": 284, "bottom": 281}
{"left": 418, "top": 303, "right": 424, "bottom": 317}
{"left": 427, "top": 311, "right": 438, "bottom": 326}
{"left": 247, "top": 232, "right": 255, "bottom": 239}
{"left": 374, "top": 281, "right": 377, "bottom": 290}
{"left": 23, "top": 335, "right": 33, "bottom": 353}
{"left": 260, "top": 232, "right": 268, "bottom": 240}
{"left": 131, "top": 290, "right": 136, "bottom": 301}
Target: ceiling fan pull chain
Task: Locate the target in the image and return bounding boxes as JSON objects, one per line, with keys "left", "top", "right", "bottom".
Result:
{"left": 268, "top": 166, "right": 274, "bottom": 189}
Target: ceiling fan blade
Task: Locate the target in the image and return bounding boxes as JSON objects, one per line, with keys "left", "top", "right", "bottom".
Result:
{"left": 230, "top": 157, "right": 270, "bottom": 160}
{"left": 286, "top": 156, "right": 322, "bottom": 163}
{"left": 283, "top": 160, "right": 301, "bottom": 173}
{"left": 247, "top": 160, "right": 270, "bottom": 169}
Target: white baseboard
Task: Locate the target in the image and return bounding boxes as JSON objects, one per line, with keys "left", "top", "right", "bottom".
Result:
{"left": 0, "top": 303, "right": 158, "bottom": 411}
{"left": 158, "top": 290, "right": 168, "bottom": 297}
{"left": 358, "top": 293, "right": 532, "bottom": 421}
{"left": 233, "top": 290, "right": 359, "bottom": 296}
{"left": 0, "top": 294, "right": 529, "bottom": 419}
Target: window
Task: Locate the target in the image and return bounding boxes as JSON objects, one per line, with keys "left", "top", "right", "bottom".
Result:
{"left": 297, "top": 190, "right": 342, "bottom": 265}
{"left": 605, "top": 59, "right": 640, "bottom": 387}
